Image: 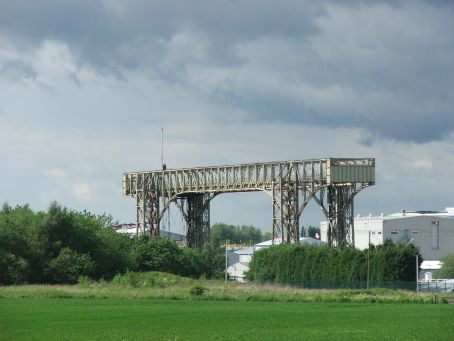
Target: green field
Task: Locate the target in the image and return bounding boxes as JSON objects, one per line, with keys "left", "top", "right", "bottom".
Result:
{"left": 1, "top": 298, "right": 453, "bottom": 340}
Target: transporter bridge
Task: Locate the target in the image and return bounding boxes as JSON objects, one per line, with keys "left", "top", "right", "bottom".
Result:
{"left": 122, "top": 158, "right": 375, "bottom": 248}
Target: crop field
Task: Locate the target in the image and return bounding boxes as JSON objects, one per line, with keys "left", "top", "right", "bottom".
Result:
{"left": 1, "top": 298, "right": 454, "bottom": 340}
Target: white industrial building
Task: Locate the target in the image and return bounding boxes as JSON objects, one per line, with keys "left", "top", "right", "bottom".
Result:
{"left": 320, "top": 207, "right": 454, "bottom": 261}
{"left": 254, "top": 236, "right": 323, "bottom": 250}
{"left": 114, "top": 224, "right": 186, "bottom": 242}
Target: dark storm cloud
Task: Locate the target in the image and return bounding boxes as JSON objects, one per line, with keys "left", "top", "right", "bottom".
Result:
{"left": 1, "top": 0, "right": 453, "bottom": 143}
{"left": 0, "top": 0, "right": 322, "bottom": 72}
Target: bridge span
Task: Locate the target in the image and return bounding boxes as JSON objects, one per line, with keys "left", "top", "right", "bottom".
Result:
{"left": 123, "top": 158, "right": 375, "bottom": 247}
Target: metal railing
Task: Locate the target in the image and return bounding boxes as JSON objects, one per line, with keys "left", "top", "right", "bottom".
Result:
{"left": 418, "top": 280, "right": 454, "bottom": 293}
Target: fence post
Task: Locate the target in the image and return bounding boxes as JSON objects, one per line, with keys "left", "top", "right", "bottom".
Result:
{"left": 367, "top": 230, "right": 370, "bottom": 289}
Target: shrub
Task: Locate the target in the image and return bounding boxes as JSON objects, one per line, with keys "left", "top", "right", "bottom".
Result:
{"left": 130, "top": 237, "right": 183, "bottom": 273}
{"left": 77, "top": 275, "right": 94, "bottom": 287}
{"left": 190, "top": 285, "right": 206, "bottom": 296}
{"left": 438, "top": 253, "right": 454, "bottom": 279}
{"left": 112, "top": 271, "right": 149, "bottom": 288}
{"left": 45, "top": 247, "right": 95, "bottom": 284}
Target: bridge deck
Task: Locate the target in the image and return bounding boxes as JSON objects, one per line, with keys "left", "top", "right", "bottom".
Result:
{"left": 123, "top": 158, "right": 374, "bottom": 198}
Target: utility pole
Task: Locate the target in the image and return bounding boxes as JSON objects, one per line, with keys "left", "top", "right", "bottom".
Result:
{"left": 161, "top": 126, "right": 164, "bottom": 169}
{"left": 367, "top": 230, "right": 371, "bottom": 289}
{"left": 225, "top": 240, "right": 229, "bottom": 282}
{"left": 416, "top": 255, "right": 419, "bottom": 292}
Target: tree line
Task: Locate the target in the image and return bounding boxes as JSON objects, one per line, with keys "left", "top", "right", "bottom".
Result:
{"left": 300, "top": 226, "right": 321, "bottom": 239}
{"left": 246, "top": 241, "right": 422, "bottom": 283}
{"left": 2, "top": 202, "right": 426, "bottom": 286}
{"left": 0, "top": 202, "right": 224, "bottom": 285}
{"left": 210, "top": 223, "right": 320, "bottom": 244}
{"left": 210, "top": 223, "right": 271, "bottom": 245}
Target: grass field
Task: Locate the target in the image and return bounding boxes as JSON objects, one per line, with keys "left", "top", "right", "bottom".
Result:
{"left": 1, "top": 298, "right": 454, "bottom": 340}
{"left": 1, "top": 275, "right": 453, "bottom": 340}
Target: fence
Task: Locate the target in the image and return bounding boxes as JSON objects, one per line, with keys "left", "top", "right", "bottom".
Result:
{"left": 280, "top": 279, "right": 454, "bottom": 292}
{"left": 418, "top": 280, "right": 454, "bottom": 293}
{"left": 280, "top": 280, "right": 417, "bottom": 291}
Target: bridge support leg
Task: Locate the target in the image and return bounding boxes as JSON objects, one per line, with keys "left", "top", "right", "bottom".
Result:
{"left": 272, "top": 181, "right": 299, "bottom": 243}
{"left": 327, "top": 185, "right": 354, "bottom": 247}
{"left": 178, "top": 193, "right": 211, "bottom": 248}
{"left": 148, "top": 191, "right": 160, "bottom": 239}
{"left": 135, "top": 190, "right": 160, "bottom": 238}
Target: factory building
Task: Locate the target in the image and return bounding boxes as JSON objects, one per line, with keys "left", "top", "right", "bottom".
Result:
{"left": 320, "top": 208, "right": 454, "bottom": 261}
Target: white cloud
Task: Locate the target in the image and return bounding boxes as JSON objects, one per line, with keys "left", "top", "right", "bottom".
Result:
{"left": 44, "top": 167, "right": 67, "bottom": 179}
{"left": 71, "top": 183, "right": 94, "bottom": 201}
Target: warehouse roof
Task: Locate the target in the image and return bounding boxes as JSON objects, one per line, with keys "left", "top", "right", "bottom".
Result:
{"left": 354, "top": 207, "right": 454, "bottom": 221}
{"left": 255, "top": 236, "right": 323, "bottom": 248}
{"left": 420, "top": 260, "right": 443, "bottom": 270}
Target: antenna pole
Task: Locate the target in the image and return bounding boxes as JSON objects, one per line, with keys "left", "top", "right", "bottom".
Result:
{"left": 160, "top": 126, "right": 170, "bottom": 233}
{"left": 161, "top": 126, "right": 164, "bottom": 169}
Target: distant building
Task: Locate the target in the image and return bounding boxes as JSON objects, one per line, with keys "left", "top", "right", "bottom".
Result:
{"left": 255, "top": 236, "right": 323, "bottom": 250}
{"left": 320, "top": 207, "right": 454, "bottom": 261}
{"left": 114, "top": 224, "right": 185, "bottom": 242}
{"left": 420, "top": 260, "right": 443, "bottom": 281}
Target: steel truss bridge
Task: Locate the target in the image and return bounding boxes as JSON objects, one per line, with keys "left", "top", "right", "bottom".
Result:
{"left": 123, "top": 158, "right": 375, "bottom": 247}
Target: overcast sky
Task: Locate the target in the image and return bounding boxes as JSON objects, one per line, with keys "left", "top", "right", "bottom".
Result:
{"left": 1, "top": 0, "right": 453, "bottom": 233}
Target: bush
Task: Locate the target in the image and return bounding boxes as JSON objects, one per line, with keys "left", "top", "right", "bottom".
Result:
{"left": 438, "top": 253, "right": 454, "bottom": 279}
{"left": 190, "top": 285, "right": 206, "bottom": 296}
{"left": 45, "top": 248, "right": 95, "bottom": 284}
{"left": 112, "top": 271, "right": 146, "bottom": 288}
{"left": 77, "top": 275, "right": 94, "bottom": 287}
{"left": 130, "top": 237, "right": 183, "bottom": 273}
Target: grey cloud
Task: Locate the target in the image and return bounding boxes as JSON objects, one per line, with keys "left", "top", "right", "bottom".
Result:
{"left": 171, "top": 1, "right": 454, "bottom": 143}
{"left": 0, "top": 0, "right": 322, "bottom": 72}
{"left": 0, "top": 58, "right": 37, "bottom": 82}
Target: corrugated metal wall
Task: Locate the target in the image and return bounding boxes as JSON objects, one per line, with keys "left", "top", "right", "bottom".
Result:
{"left": 327, "top": 165, "right": 375, "bottom": 183}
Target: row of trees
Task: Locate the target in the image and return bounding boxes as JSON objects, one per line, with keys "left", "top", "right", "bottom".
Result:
{"left": 3, "top": 202, "right": 434, "bottom": 286}
{"left": 210, "top": 223, "right": 320, "bottom": 245}
{"left": 246, "top": 241, "right": 421, "bottom": 283}
{"left": 210, "top": 223, "right": 271, "bottom": 245}
{"left": 0, "top": 203, "right": 224, "bottom": 285}
{"left": 300, "top": 226, "right": 321, "bottom": 239}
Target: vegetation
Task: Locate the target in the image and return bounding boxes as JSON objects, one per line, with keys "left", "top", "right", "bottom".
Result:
{"left": 438, "top": 253, "right": 454, "bottom": 278}
{"left": 246, "top": 241, "right": 421, "bottom": 284}
{"left": 1, "top": 296, "right": 453, "bottom": 340}
{"left": 0, "top": 203, "right": 224, "bottom": 284}
{"left": 211, "top": 222, "right": 271, "bottom": 245}
{"left": 0, "top": 273, "right": 449, "bottom": 303}
{"left": 1, "top": 202, "right": 449, "bottom": 340}
{"left": 189, "top": 285, "right": 207, "bottom": 296}
{"left": 301, "top": 225, "right": 321, "bottom": 238}
{"left": 0, "top": 201, "right": 422, "bottom": 288}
